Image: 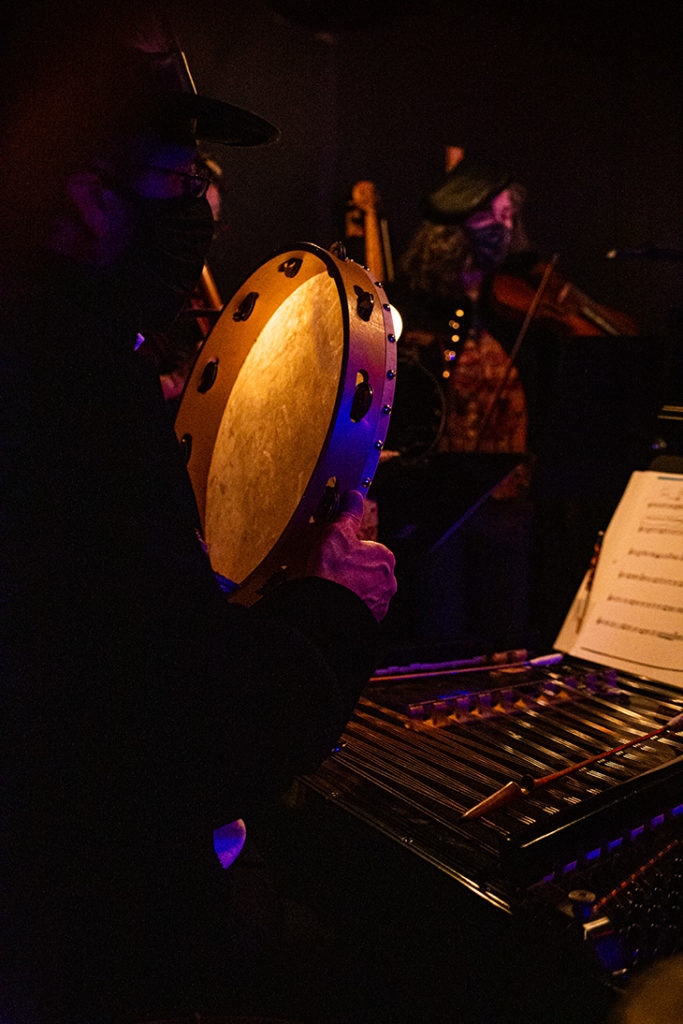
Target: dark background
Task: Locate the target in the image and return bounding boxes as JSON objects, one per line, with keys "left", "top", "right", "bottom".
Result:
{"left": 171, "top": 0, "right": 681, "bottom": 345}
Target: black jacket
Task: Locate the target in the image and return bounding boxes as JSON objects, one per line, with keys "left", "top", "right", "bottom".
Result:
{"left": 1, "top": 258, "right": 378, "bottom": 1021}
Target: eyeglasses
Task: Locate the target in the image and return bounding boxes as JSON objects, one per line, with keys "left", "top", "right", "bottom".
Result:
{"left": 133, "top": 161, "right": 213, "bottom": 199}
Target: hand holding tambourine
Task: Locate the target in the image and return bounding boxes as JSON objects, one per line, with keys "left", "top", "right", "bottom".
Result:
{"left": 305, "top": 490, "right": 397, "bottom": 622}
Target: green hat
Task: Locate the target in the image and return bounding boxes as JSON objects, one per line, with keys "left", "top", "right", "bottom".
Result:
{"left": 421, "top": 156, "right": 511, "bottom": 224}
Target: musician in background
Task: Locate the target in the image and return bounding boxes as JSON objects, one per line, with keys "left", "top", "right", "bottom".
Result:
{"left": 0, "top": 6, "right": 396, "bottom": 1022}
{"left": 398, "top": 153, "right": 533, "bottom": 458}
{"left": 386, "top": 147, "right": 643, "bottom": 653}
{"left": 385, "top": 150, "right": 537, "bottom": 652}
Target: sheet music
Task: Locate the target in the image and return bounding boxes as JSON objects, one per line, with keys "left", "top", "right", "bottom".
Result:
{"left": 556, "top": 471, "right": 683, "bottom": 688}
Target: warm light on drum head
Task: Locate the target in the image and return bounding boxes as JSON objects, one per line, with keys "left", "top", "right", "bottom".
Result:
{"left": 205, "top": 272, "right": 344, "bottom": 585}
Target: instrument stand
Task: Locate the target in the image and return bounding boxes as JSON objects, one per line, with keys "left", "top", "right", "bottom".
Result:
{"left": 372, "top": 451, "right": 531, "bottom": 658}
{"left": 371, "top": 450, "right": 523, "bottom": 553}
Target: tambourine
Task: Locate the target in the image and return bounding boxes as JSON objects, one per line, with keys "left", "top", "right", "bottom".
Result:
{"left": 175, "top": 242, "right": 397, "bottom": 604}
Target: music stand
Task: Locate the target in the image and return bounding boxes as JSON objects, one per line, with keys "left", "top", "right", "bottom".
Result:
{"left": 371, "top": 451, "right": 524, "bottom": 552}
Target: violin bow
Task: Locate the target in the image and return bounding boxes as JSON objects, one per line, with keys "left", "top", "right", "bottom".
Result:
{"left": 473, "top": 254, "right": 559, "bottom": 451}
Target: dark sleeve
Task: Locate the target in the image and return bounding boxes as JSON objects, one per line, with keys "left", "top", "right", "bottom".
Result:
{"left": 253, "top": 576, "right": 380, "bottom": 721}
{"left": 175, "top": 576, "right": 379, "bottom": 826}
{"left": 1, "top": 305, "right": 380, "bottom": 838}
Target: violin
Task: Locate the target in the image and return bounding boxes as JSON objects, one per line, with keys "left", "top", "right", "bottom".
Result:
{"left": 492, "top": 257, "right": 639, "bottom": 337}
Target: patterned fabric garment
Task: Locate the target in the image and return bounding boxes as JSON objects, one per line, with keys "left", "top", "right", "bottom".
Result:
{"left": 438, "top": 326, "right": 531, "bottom": 500}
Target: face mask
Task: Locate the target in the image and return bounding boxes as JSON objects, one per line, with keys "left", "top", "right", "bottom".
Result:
{"left": 465, "top": 221, "right": 512, "bottom": 271}
{"left": 117, "top": 193, "right": 214, "bottom": 333}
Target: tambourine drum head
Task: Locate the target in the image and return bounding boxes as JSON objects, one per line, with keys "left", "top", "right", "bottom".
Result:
{"left": 205, "top": 273, "right": 343, "bottom": 584}
{"left": 175, "top": 242, "right": 396, "bottom": 602}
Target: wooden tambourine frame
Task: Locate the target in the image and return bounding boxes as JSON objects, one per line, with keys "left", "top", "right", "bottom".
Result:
{"left": 175, "top": 242, "right": 397, "bottom": 604}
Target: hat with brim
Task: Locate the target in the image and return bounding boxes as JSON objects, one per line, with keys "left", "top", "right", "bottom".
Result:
{"left": 129, "top": 46, "right": 281, "bottom": 148}
{"left": 421, "top": 156, "right": 511, "bottom": 224}
{"left": 160, "top": 91, "right": 280, "bottom": 147}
